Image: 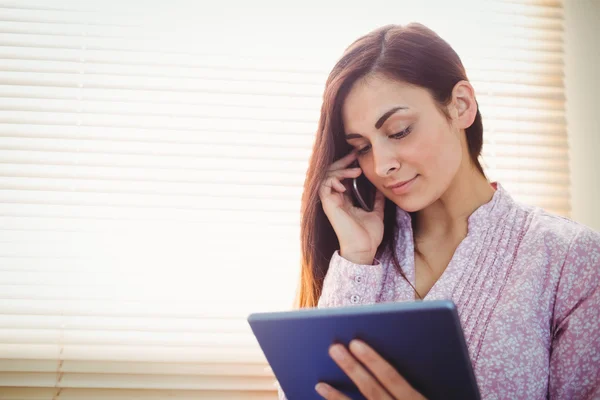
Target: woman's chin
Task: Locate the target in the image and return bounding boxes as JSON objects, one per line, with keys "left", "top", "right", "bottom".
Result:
{"left": 390, "top": 192, "right": 435, "bottom": 213}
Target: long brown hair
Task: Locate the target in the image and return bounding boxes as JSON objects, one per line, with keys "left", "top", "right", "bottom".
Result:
{"left": 297, "top": 23, "right": 485, "bottom": 308}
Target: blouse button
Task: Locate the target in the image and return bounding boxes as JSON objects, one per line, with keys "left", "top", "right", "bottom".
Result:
{"left": 350, "top": 295, "right": 360, "bottom": 304}
{"left": 354, "top": 275, "right": 363, "bottom": 283}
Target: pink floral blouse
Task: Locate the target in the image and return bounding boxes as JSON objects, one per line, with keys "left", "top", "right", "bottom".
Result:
{"left": 278, "top": 183, "right": 600, "bottom": 399}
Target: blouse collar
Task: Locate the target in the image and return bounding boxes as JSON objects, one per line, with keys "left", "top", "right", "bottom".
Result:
{"left": 394, "top": 182, "right": 512, "bottom": 237}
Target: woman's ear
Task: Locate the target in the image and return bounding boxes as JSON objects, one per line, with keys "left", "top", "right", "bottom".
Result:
{"left": 451, "top": 80, "right": 478, "bottom": 130}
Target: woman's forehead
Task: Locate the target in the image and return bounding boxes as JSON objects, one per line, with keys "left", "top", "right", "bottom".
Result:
{"left": 342, "top": 77, "right": 430, "bottom": 130}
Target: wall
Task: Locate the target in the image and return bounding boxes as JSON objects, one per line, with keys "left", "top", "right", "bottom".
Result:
{"left": 565, "top": 0, "right": 600, "bottom": 231}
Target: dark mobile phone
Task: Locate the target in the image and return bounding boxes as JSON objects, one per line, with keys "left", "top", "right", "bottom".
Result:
{"left": 350, "top": 161, "right": 376, "bottom": 212}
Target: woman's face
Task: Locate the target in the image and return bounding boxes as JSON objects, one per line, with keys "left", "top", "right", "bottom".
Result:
{"left": 342, "top": 74, "right": 465, "bottom": 212}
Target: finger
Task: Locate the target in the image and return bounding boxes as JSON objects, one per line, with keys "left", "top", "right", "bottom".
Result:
{"left": 328, "top": 151, "right": 358, "bottom": 171}
{"left": 322, "top": 169, "right": 362, "bottom": 199}
{"left": 349, "top": 340, "right": 426, "bottom": 400}
{"left": 320, "top": 176, "right": 346, "bottom": 195}
{"left": 329, "top": 344, "right": 393, "bottom": 400}
{"left": 327, "top": 167, "right": 362, "bottom": 180}
{"left": 331, "top": 177, "right": 346, "bottom": 193}
{"left": 315, "top": 382, "right": 352, "bottom": 400}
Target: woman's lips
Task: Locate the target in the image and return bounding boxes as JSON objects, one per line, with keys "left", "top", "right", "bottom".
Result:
{"left": 388, "top": 175, "right": 419, "bottom": 195}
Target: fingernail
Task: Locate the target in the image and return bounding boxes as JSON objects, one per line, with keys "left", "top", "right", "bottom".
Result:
{"left": 315, "top": 383, "right": 329, "bottom": 395}
{"left": 351, "top": 340, "right": 367, "bottom": 355}
{"left": 330, "top": 344, "right": 345, "bottom": 360}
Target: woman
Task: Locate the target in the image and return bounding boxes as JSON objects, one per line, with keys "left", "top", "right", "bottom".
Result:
{"left": 277, "top": 23, "right": 600, "bottom": 400}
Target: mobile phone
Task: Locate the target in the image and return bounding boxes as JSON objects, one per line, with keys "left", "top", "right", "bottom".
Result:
{"left": 350, "top": 161, "right": 376, "bottom": 212}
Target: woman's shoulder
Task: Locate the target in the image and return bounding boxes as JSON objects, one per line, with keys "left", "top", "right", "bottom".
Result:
{"left": 516, "top": 204, "right": 600, "bottom": 313}
{"left": 519, "top": 202, "right": 600, "bottom": 259}
{"left": 491, "top": 184, "right": 598, "bottom": 247}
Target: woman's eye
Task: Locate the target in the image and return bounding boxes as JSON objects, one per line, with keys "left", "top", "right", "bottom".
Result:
{"left": 357, "top": 145, "right": 371, "bottom": 155}
{"left": 389, "top": 125, "right": 413, "bottom": 139}
{"left": 356, "top": 125, "right": 412, "bottom": 156}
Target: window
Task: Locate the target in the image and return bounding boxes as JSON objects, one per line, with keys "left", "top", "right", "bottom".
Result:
{"left": 0, "top": 0, "right": 566, "bottom": 398}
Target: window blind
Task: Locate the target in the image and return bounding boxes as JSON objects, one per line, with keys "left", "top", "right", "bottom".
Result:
{"left": 0, "top": 0, "right": 567, "bottom": 398}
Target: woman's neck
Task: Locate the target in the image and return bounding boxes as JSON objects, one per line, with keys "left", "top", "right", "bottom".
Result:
{"left": 413, "top": 164, "right": 495, "bottom": 241}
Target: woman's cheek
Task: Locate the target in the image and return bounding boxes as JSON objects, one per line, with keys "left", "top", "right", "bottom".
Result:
{"left": 433, "top": 137, "right": 463, "bottom": 185}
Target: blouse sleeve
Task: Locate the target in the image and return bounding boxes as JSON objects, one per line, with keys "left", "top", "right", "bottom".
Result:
{"left": 277, "top": 380, "right": 287, "bottom": 400}
{"left": 549, "top": 226, "right": 600, "bottom": 399}
{"left": 317, "top": 250, "right": 386, "bottom": 308}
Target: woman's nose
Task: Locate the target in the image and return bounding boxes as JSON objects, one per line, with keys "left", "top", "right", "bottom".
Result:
{"left": 373, "top": 145, "right": 400, "bottom": 177}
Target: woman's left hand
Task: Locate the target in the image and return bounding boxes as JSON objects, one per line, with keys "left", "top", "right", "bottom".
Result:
{"left": 316, "top": 340, "right": 427, "bottom": 400}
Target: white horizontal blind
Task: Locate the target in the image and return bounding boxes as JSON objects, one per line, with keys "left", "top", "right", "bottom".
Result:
{"left": 0, "top": 0, "right": 567, "bottom": 399}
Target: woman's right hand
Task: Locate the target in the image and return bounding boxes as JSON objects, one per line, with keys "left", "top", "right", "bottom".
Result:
{"left": 318, "top": 151, "right": 386, "bottom": 265}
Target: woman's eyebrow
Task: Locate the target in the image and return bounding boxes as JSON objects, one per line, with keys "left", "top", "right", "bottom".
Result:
{"left": 375, "top": 106, "right": 409, "bottom": 129}
{"left": 345, "top": 106, "right": 410, "bottom": 139}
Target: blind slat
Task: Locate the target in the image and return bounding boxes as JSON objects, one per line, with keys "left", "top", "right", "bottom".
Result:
{"left": 0, "top": 126, "right": 567, "bottom": 149}
{"left": 0, "top": 329, "right": 258, "bottom": 347}
{"left": 0, "top": 137, "right": 313, "bottom": 161}
{"left": 0, "top": 48, "right": 565, "bottom": 76}
{"left": 0, "top": 372, "right": 275, "bottom": 390}
{"left": 0, "top": 62, "right": 565, "bottom": 88}
{"left": 0, "top": 359, "right": 271, "bottom": 376}
{"left": 0, "top": 183, "right": 566, "bottom": 211}
{"left": 0, "top": 91, "right": 568, "bottom": 115}
{"left": 0, "top": 387, "right": 278, "bottom": 400}
{"left": 0, "top": 216, "right": 299, "bottom": 231}
{"left": 0, "top": 298, "right": 276, "bottom": 318}
{"left": 0, "top": 315, "right": 252, "bottom": 332}
{"left": 0, "top": 100, "right": 566, "bottom": 124}
{"left": 0, "top": 178, "right": 304, "bottom": 200}
{"left": 0, "top": 71, "right": 566, "bottom": 98}
{"left": 0, "top": 343, "right": 267, "bottom": 363}
{"left": 0, "top": 25, "right": 565, "bottom": 53}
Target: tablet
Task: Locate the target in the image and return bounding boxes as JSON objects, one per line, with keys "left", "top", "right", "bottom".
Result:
{"left": 248, "top": 300, "right": 480, "bottom": 400}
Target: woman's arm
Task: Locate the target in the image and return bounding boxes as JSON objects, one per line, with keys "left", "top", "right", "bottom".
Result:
{"left": 549, "top": 227, "right": 600, "bottom": 399}
{"left": 317, "top": 250, "right": 386, "bottom": 308}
